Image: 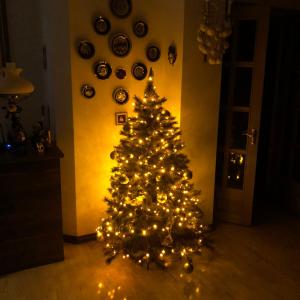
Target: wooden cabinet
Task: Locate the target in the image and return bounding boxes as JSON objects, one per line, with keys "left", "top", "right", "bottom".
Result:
{"left": 0, "top": 146, "right": 64, "bottom": 275}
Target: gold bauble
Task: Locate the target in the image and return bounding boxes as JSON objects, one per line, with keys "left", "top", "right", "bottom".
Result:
{"left": 120, "top": 175, "right": 129, "bottom": 184}
{"left": 199, "top": 23, "right": 208, "bottom": 32}
{"left": 157, "top": 193, "right": 167, "bottom": 204}
{"left": 206, "top": 27, "right": 216, "bottom": 37}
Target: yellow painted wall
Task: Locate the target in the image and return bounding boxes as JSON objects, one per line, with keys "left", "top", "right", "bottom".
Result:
{"left": 181, "top": 0, "right": 222, "bottom": 224}
{"left": 69, "top": 0, "right": 184, "bottom": 235}
{"left": 6, "top": 0, "right": 300, "bottom": 236}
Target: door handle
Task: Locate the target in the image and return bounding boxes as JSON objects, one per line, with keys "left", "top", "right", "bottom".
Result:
{"left": 242, "top": 128, "right": 257, "bottom": 145}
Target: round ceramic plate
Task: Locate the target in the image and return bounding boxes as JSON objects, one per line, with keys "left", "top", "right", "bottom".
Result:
{"left": 111, "top": 33, "right": 131, "bottom": 57}
{"left": 115, "top": 67, "right": 127, "bottom": 79}
{"left": 146, "top": 45, "right": 161, "bottom": 62}
{"left": 81, "top": 84, "right": 96, "bottom": 99}
{"left": 131, "top": 62, "right": 147, "bottom": 80}
{"left": 113, "top": 87, "right": 129, "bottom": 104}
{"left": 110, "top": 0, "right": 132, "bottom": 18}
{"left": 133, "top": 20, "right": 148, "bottom": 38}
{"left": 94, "top": 16, "right": 111, "bottom": 35}
{"left": 94, "top": 61, "right": 112, "bottom": 79}
{"left": 78, "top": 40, "right": 95, "bottom": 59}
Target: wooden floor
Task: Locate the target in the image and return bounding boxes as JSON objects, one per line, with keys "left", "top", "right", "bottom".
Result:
{"left": 0, "top": 214, "right": 299, "bottom": 300}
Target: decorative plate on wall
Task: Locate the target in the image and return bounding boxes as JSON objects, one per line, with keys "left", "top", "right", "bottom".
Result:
{"left": 133, "top": 20, "right": 148, "bottom": 38}
{"left": 113, "top": 87, "right": 129, "bottom": 104}
{"left": 94, "top": 61, "right": 112, "bottom": 79}
{"left": 146, "top": 45, "right": 161, "bottom": 62}
{"left": 81, "top": 84, "right": 96, "bottom": 99}
{"left": 111, "top": 33, "right": 131, "bottom": 57}
{"left": 94, "top": 16, "right": 111, "bottom": 35}
{"left": 110, "top": 0, "right": 132, "bottom": 18}
{"left": 131, "top": 62, "right": 147, "bottom": 80}
{"left": 77, "top": 40, "right": 95, "bottom": 59}
{"left": 115, "top": 67, "right": 127, "bottom": 79}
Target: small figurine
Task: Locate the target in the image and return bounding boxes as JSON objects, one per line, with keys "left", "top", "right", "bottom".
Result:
{"left": 31, "top": 121, "right": 53, "bottom": 152}
{"left": 2, "top": 98, "right": 27, "bottom": 146}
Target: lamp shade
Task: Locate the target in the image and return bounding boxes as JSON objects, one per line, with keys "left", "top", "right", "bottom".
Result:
{"left": 0, "top": 62, "right": 34, "bottom": 96}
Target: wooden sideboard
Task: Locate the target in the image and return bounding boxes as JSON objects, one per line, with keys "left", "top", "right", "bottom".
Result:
{"left": 0, "top": 145, "right": 64, "bottom": 275}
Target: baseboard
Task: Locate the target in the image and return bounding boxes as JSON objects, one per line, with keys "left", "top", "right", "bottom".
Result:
{"left": 63, "top": 233, "right": 97, "bottom": 244}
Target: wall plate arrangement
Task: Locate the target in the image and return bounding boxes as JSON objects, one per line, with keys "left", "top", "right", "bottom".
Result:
{"left": 133, "top": 20, "right": 148, "bottom": 38}
{"left": 111, "top": 33, "right": 131, "bottom": 57}
{"left": 115, "top": 67, "right": 127, "bottom": 79}
{"left": 94, "top": 16, "right": 111, "bottom": 35}
{"left": 94, "top": 61, "right": 112, "bottom": 79}
{"left": 115, "top": 112, "right": 128, "bottom": 125}
{"left": 146, "top": 45, "right": 161, "bottom": 62}
{"left": 113, "top": 87, "right": 129, "bottom": 104}
{"left": 131, "top": 62, "right": 147, "bottom": 80}
{"left": 77, "top": 40, "right": 95, "bottom": 59}
{"left": 81, "top": 84, "right": 96, "bottom": 99}
{"left": 110, "top": 0, "right": 132, "bottom": 18}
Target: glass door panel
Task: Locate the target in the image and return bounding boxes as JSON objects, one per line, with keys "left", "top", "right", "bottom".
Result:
{"left": 236, "top": 20, "right": 257, "bottom": 61}
{"left": 230, "top": 112, "right": 249, "bottom": 149}
{"left": 227, "top": 152, "right": 246, "bottom": 189}
{"left": 233, "top": 68, "right": 253, "bottom": 107}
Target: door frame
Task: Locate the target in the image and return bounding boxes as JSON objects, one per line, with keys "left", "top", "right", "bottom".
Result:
{"left": 214, "top": 3, "right": 271, "bottom": 225}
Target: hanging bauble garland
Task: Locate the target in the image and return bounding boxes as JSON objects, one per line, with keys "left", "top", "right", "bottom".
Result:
{"left": 197, "top": 0, "right": 233, "bottom": 64}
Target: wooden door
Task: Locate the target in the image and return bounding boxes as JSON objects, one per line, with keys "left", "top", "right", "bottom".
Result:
{"left": 215, "top": 5, "right": 270, "bottom": 225}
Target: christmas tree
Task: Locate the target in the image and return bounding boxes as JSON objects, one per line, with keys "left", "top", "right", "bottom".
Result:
{"left": 97, "top": 69, "right": 209, "bottom": 272}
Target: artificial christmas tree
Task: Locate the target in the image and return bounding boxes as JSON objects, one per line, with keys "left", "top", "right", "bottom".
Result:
{"left": 97, "top": 69, "right": 209, "bottom": 271}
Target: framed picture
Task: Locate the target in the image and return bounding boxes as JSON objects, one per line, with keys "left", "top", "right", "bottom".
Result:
{"left": 115, "top": 112, "right": 128, "bottom": 125}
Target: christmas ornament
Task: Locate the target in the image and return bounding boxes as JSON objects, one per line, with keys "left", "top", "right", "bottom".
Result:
{"left": 184, "top": 170, "right": 193, "bottom": 179}
{"left": 162, "top": 234, "right": 173, "bottom": 246}
{"left": 183, "top": 259, "right": 194, "bottom": 274}
{"left": 110, "top": 151, "right": 117, "bottom": 160}
{"left": 119, "top": 174, "right": 129, "bottom": 184}
{"left": 157, "top": 193, "right": 167, "bottom": 204}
